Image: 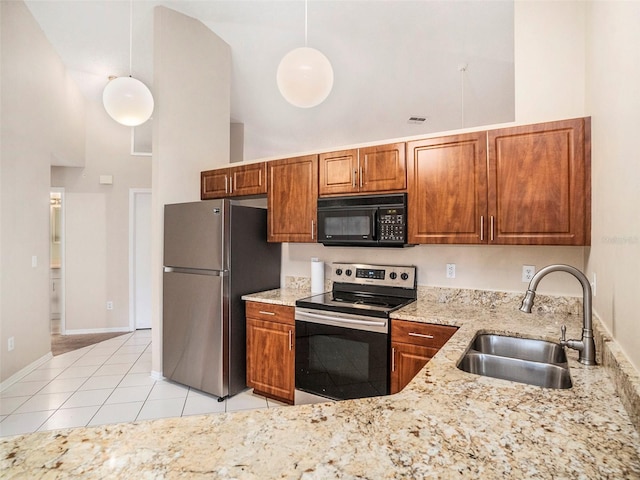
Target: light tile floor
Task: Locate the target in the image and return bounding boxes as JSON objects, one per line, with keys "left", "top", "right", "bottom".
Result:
{"left": 0, "top": 330, "right": 327, "bottom": 438}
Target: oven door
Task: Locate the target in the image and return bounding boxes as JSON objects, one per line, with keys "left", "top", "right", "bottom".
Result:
{"left": 295, "top": 308, "right": 389, "bottom": 400}
{"left": 316, "top": 207, "right": 377, "bottom": 245}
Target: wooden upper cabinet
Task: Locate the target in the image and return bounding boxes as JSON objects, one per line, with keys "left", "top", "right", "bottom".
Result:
{"left": 488, "top": 117, "right": 590, "bottom": 245}
{"left": 318, "top": 143, "right": 406, "bottom": 196}
{"left": 407, "top": 132, "right": 488, "bottom": 244}
{"left": 201, "top": 169, "right": 230, "bottom": 199}
{"left": 267, "top": 154, "right": 318, "bottom": 243}
{"left": 201, "top": 162, "right": 267, "bottom": 199}
{"left": 319, "top": 149, "right": 358, "bottom": 195}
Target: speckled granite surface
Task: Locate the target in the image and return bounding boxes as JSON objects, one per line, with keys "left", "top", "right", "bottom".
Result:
{"left": 2, "top": 285, "right": 640, "bottom": 479}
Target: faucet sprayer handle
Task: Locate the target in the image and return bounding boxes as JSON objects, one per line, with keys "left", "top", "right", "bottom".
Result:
{"left": 560, "top": 325, "right": 567, "bottom": 344}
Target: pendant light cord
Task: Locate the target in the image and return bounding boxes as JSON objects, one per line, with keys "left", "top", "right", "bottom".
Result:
{"left": 128, "top": 0, "right": 133, "bottom": 76}
{"left": 459, "top": 64, "right": 466, "bottom": 128}
{"left": 304, "top": 0, "right": 308, "bottom": 46}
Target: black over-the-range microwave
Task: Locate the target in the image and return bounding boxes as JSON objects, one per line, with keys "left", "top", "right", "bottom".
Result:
{"left": 316, "top": 193, "right": 412, "bottom": 247}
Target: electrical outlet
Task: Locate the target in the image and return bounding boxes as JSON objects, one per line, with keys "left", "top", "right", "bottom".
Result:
{"left": 8, "top": 336, "right": 15, "bottom": 352}
{"left": 31, "top": 255, "right": 38, "bottom": 268}
{"left": 522, "top": 265, "right": 535, "bottom": 282}
{"left": 592, "top": 273, "right": 597, "bottom": 297}
{"left": 446, "top": 263, "right": 456, "bottom": 279}
{"left": 106, "top": 301, "right": 114, "bottom": 310}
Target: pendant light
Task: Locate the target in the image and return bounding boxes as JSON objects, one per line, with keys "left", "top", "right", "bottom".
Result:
{"left": 277, "top": 0, "right": 333, "bottom": 108}
{"left": 103, "top": 0, "right": 154, "bottom": 126}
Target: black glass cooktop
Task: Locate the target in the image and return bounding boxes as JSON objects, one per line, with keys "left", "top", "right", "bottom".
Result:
{"left": 295, "top": 291, "right": 415, "bottom": 318}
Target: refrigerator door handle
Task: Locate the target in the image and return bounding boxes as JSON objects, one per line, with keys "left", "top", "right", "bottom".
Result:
{"left": 163, "top": 266, "right": 228, "bottom": 276}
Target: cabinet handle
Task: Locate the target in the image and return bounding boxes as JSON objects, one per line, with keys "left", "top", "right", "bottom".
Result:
{"left": 224, "top": 176, "right": 228, "bottom": 194}
{"left": 311, "top": 220, "right": 315, "bottom": 240}
{"left": 258, "top": 311, "right": 275, "bottom": 316}
{"left": 352, "top": 170, "right": 357, "bottom": 188}
{"left": 490, "top": 215, "right": 495, "bottom": 241}
{"left": 229, "top": 177, "right": 233, "bottom": 194}
{"left": 288, "top": 330, "right": 293, "bottom": 351}
{"left": 391, "top": 347, "right": 396, "bottom": 372}
{"left": 480, "top": 216, "right": 484, "bottom": 241}
{"left": 359, "top": 167, "right": 363, "bottom": 188}
{"left": 408, "top": 332, "right": 434, "bottom": 339}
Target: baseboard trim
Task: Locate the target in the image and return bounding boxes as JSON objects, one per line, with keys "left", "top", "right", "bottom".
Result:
{"left": 0, "top": 352, "right": 53, "bottom": 392}
{"left": 150, "top": 370, "right": 165, "bottom": 381}
{"left": 62, "top": 327, "right": 132, "bottom": 335}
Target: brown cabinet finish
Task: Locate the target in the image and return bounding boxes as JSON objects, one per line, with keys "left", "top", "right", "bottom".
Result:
{"left": 390, "top": 343, "right": 439, "bottom": 395}
{"left": 488, "top": 117, "right": 590, "bottom": 245}
{"left": 407, "top": 132, "right": 488, "bottom": 244}
{"left": 408, "top": 118, "right": 590, "bottom": 246}
{"left": 318, "top": 149, "right": 358, "bottom": 196}
{"left": 359, "top": 143, "right": 407, "bottom": 193}
{"left": 201, "top": 162, "right": 267, "bottom": 199}
{"left": 390, "top": 320, "right": 457, "bottom": 394}
{"left": 245, "top": 302, "right": 295, "bottom": 404}
{"left": 318, "top": 143, "right": 406, "bottom": 196}
{"left": 201, "top": 169, "right": 230, "bottom": 199}
{"left": 267, "top": 154, "right": 318, "bottom": 243}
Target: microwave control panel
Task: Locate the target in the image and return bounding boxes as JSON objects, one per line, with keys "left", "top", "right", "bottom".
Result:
{"left": 378, "top": 207, "right": 406, "bottom": 242}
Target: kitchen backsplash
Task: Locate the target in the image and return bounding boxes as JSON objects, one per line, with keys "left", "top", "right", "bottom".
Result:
{"left": 284, "top": 276, "right": 582, "bottom": 316}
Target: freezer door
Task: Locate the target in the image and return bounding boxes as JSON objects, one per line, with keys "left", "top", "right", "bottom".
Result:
{"left": 163, "top": 270, "right": 226, "bottom": 397}
{"left": 164, "top": 201, "right": 225, "bottom": 271}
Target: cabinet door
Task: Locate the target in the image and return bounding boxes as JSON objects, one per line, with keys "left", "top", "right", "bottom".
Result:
{"left": 407, "top": 132, "right": 487, "bottom": 244}
{"left": 318, "top": 149, "right": 358, "bottom": 196}
{"left": 360, "top": 143, "right": 406, "bottom": 193}
{"left": 246, "top": 317, "right": 295, "bottom": 404}
{"left": 390, "top": 342, "right": 439, "bottom": 394}
{"left": 201, "top": 169, "right": 229, "bottom": 199}
{"left": 487, "top": 118, "right": 589, "bottom": 245}
{"left": 230, "top": 163, "right": 267, "bottom": 196}
{"left": 267, "top": 155, "right": 318, "bottom": 243}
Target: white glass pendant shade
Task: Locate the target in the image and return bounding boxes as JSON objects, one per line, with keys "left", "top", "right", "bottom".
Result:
{"left": 277, "top": 47, "right": 334, "bottom": 108}
{"left": 102, "top": 76, "right": 154, "bottom": 126}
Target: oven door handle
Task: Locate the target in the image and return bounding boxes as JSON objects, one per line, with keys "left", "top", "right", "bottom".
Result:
{"left": 297, "top": 311, "right": 387, "bottom": 327}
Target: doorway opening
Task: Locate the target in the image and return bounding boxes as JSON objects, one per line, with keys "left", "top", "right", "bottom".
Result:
{"left": 50, "top": 189, "right": 65, "bottom": 334}
{"left": 129, "top": 188, "right": 152, "bottom": 330}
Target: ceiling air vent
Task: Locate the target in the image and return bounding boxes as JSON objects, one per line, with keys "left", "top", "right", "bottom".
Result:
{"left": 407, "top": 116, "right": 427, "bottom": 125}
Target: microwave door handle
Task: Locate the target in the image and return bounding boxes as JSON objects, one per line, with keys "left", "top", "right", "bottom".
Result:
{"left": 373, "top": 209, "right": 379, "bottom": 241}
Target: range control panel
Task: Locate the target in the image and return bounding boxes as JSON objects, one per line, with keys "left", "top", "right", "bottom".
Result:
{"left": 331, "top": 263, "right": 416, "bottom": 288}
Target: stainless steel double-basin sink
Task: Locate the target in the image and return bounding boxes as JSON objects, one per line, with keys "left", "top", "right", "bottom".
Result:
{"left": 457, "top": 333, "right": 572, "bottom": 389}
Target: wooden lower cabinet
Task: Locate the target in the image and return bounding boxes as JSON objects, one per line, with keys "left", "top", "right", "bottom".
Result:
{"left": 245, "top": 302, "right": 295, "bottom": 404}
{"left": 390, "top": 320, "right": 457, "bottom": 394}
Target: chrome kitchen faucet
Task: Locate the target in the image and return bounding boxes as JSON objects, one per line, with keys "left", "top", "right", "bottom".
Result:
{"left": 519, "top": 264, "right": 596, "bottom": 366}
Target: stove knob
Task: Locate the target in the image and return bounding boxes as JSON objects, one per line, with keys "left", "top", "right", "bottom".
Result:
{"left": 389, "top": 272, "right": 397, "bottom": 280}
{"left": 335, "top": 268, "right": 343, "bottom": 276}
{"left": 345, "top": 269, "right": 352, "bottom": 276}
{"left": 401, "top": 272, "right": 409, "bottom": 281}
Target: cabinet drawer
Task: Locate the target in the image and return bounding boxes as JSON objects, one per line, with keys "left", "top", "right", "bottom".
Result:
{"left": 246, "top": 301, "right": 294, "bottom": 325}
{"left": 391, "top": 320, "right": 457, "bottom": 348}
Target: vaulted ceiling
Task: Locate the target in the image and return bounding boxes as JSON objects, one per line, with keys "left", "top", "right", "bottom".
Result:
{"left": 25, "top": 0, "right": 514, "bottom": 161}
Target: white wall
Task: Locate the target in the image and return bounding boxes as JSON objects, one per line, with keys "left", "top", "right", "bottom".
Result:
{"left": 151, "top": 6, "right": 231, "bottom": 376}
{"left": 0, "top": 0, "right": 85, "bottom": 382}
{"left": 585, "top": 1, "right": 640, "bottom": 370}
{"left": 51, "top": 101, "right": 152, "bottom": 332}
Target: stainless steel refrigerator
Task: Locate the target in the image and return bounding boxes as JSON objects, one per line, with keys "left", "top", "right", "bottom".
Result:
{"left": 162, "top": 200, "right": 281, "bottom": 399}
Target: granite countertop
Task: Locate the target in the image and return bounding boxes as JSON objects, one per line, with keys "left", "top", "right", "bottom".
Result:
{"left": 3, "top": 286, "right": 640, "bottom": 478}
